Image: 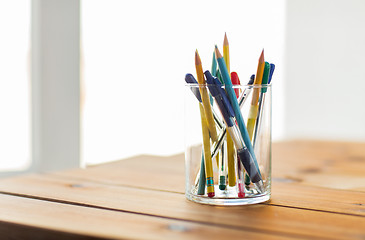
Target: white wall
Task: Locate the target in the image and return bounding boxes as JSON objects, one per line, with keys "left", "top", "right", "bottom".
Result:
{"left": 284, "top": 0, "right": 365, "bottom": 141}
{"left": 81, "top": 0, "right": 286, "bottom": 165}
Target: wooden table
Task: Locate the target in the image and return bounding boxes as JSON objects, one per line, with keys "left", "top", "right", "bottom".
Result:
{"left": 0, "top": 140, "right": 364, "bottom": 239}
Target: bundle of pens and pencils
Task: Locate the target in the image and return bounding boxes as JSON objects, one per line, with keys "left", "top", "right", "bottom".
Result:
{"left": 185, "top": 33, "right": 275, "bottom": 204}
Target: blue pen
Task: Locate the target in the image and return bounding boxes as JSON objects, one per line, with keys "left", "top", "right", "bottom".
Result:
{"left": 214, "top": 46, "right": 262, "bottom": 179}
{"left": 186, "top": 73, "right": 228, "bottom": 194}
{"left": 185, "top": 74, "right": 224, "bottom": 129}
{"left": 210, "top": 74, "right": 254, "bottom": 160}
{"left": 268, "top": 64, "right": 275, "bottom": 84}
{"left": 205, "top": 71, "right": 264, "bottom": 193}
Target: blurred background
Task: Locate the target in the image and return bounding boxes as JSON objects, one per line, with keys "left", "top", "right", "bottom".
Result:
{"left": 1, "top": 0, "right": 364, "bottom": 174}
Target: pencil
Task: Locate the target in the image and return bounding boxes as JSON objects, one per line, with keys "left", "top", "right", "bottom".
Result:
{"left": 223, "top": 33, "right": 236, "bottom": 187}
{"left": 199, "top": 103, "right": 215, "bottom": 197}
{"left": 195, "top": 50, "right": 218, "bottom": 143}
{"left": 223, "top": 33, "right": 230, "bottom": 74}
{"left": 214, "top": 46, "right": 260, "bottom": 175}
{"left": 244, "top": 50, "right": 265, "bottom": 186}
{"left": 246, "top": 49, "right": 265, "bottom": 140}
{"left": 252, "top": 62, "right": 270, "bottom": 148}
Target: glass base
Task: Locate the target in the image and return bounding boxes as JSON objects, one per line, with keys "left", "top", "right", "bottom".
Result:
{"left": 185, "top": 185, "right": 271, "bottom": 206}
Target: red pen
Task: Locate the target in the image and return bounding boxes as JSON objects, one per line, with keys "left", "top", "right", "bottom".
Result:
{"left": 231, "top": 72, "right": 245, "bottom": 198}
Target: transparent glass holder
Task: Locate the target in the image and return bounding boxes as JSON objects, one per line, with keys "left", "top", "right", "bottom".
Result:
{"left": 184, "top": 83, "right": 272, "bottom": 206}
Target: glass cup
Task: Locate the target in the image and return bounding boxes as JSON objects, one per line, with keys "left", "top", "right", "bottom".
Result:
{"left": 184, "top": 83, "right": 271, "bottom": 205}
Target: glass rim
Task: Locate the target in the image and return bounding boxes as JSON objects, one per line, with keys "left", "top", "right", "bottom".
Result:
{"left": 184, "top": 83, "right": 272, "bottom": 88}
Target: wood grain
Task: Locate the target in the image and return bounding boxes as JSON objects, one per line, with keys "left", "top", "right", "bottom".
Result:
{"left": 272, "top": 140, "right": 365, "bottom": 191}
{"left": 47, "top": 141, "right": 365, "bottom": 217}
{"left": 0, "top": 174, "right": 364, "bottom": 240}
{"left": 0, "top": 193, "right": 290, "bottom": 240}
{"left": 0, "top": 140, "right": 364, "bottom": 239}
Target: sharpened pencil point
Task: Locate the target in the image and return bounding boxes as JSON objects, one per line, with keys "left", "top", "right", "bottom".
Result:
{"left": 195, "top": 50, "right": 201, "bottom": 65}
{"left": 224, "top": 33, "right": 229, "bottom": 46}
{"left": 214, "top": 45, "right": 223, "bottom": 59}
{"left": 259, "top": 49, "right": 265, "bottom": 63}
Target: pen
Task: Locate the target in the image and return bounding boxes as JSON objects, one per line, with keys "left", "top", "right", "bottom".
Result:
{"left": 231, "top": 71, "right": 245, "bottom": 198}
{"left": 243, "top": 74, "right": 256, "bottom": 186}
{"left": 243, "top": 51, "right": 265, "bottom": 186}
{"left": 205, "top": 71, "right": 264, "bottom": 193}
{"left": 185, "top": 74, "right": 224, "bottom": 129}
{"left": 268, "top": 63, "right": 275, "bottom": 84}
{"left": 185, "top": 74, "right": 207, "bottom": 195}
{"left": 210, "top": 77, "right": 253, "bottom": 160}
{"left": 231, "top": 72, "right": 240, "bottom": 98}
{"left": 215, "top": 46, "right": 262, "bottom": 180}
{"left": 218, "top": 145, "right": 227, "bottom": 191}
{"left": 252, "top": 62, "right": 270, "bottom": 148}
{"left": 186, "top": 74, "right": 215, "bottom": 197}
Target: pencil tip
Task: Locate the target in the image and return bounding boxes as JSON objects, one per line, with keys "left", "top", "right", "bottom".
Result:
{"left": 195, "top": 50, "right": 201, "bottom": 65}
{"left": 214, "top": 45, "right": 221, "bottom": 58}
{"left": 259, "top": 49, "right": 265, "bottom": 62}
{"left": 224, "top": 33, "right": 228, "bottom": 45}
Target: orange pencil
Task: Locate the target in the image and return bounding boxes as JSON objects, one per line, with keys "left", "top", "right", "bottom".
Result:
{"left": 246, "top": 49, "right": 265, "bottom": 140}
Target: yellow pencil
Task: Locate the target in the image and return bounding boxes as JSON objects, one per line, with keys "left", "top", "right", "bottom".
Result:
{"left": 246, "top": 49, "right": 265, "bottom": 140}
{"left": 199, "top": 104, "right": 215, "bottom": 197}
{"left": 223, "top": 33, "right": 230, "bottom": 73}
{"left": 223, "top": 33, "right": 236, "bottom": 187}
{"left": 195, "top": 50, "right": 218, "bottom": 142}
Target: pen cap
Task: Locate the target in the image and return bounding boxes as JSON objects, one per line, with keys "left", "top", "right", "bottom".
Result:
{"left": 185, "top": 74, "right": 202, "bottom": 102}
{"left": 261, "top": 62, "right": 271, "bottom": 93}
{"left": 231, "top": 72, "right": 241, "bottom": 98}
{"left": 268, "top": 64, "right": 275, "bottom": 84}
{"left": 249, "top": 74, "right": 255, "bottom": 85}
{"left": 204, "top": 71, "right": 220, "bottom": 97}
